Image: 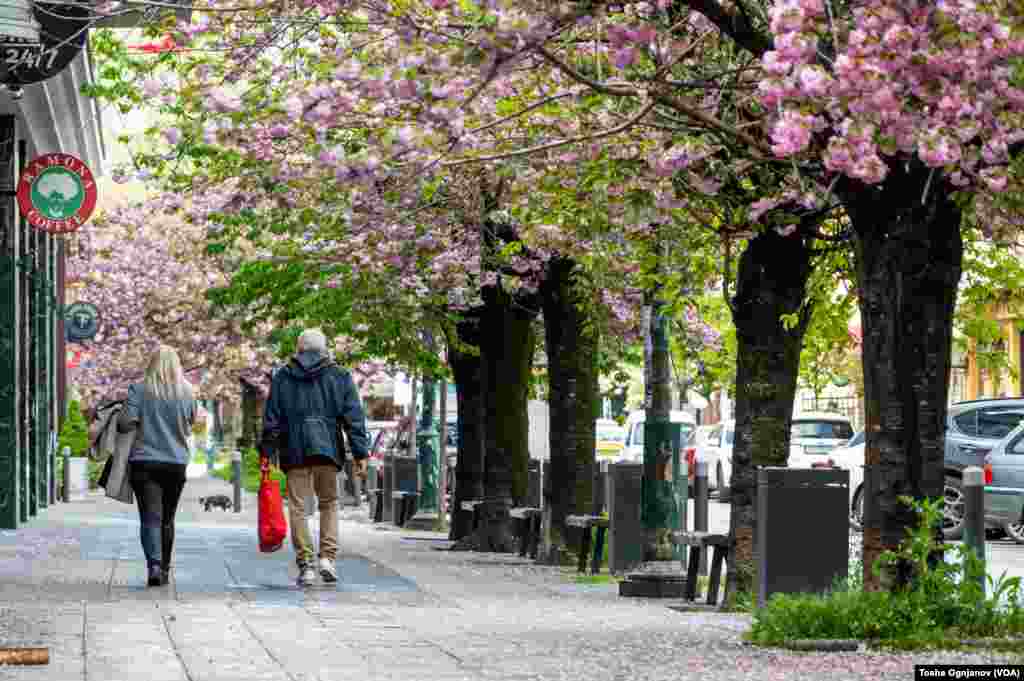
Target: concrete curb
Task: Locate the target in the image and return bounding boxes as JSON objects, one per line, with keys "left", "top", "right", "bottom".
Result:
{"left": 779, "top": 640, "right": 862, "bottom": 652}
{"left": 751, "top": 636, "right": 1024, "bottom": 653}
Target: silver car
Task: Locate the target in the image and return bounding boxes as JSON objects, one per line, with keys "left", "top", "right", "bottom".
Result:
{"left": 944, "top": 398, "right": 1024, "bottom": 539}
{"left": 982, "top": 422, "right": 1024, "bottom": 544}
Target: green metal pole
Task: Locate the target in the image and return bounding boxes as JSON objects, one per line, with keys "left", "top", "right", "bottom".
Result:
{"left": 45, "top": 230, "right": 55, "bottom": 505}
{"left": 36, "top": 221, "right": 48, "bottom": 510}
{"left": 621, "top": 237, "right": 685, "bottom": 598}
{"left": 417, "top": 371, "right": 439, "bottom": 513}
{"left": 0, "top": 116, "right": 21, "bottom": 529}
{"left": 640, "top": 289, "right": 680, "bottom": 561}
{"left": 29, "top": 162, "right": 41, "bottom": 513}
{"left": 21, "top": 139, "right": 35, "bottom": 519}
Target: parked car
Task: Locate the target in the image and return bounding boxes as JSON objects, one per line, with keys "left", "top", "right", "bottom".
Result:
{"left": 789, "top": 412, "right": 855, "bottom": 460}
{"left": 944, "top": 397, "right": 1024, "bottom": 539}
{"left": 595, "top": 418, "right": 627, "bottom": 461}
{"left": 688, "top": 421, "right": 733, "bottom": 492}
{"left": 622, "top": 409, "right": 696, "bottom": 463}
{"left": 828, "top": 430, "right": 867, "bottom": 530}
{"left": 982, "top": 421, "right": 1024, "bottom": 544}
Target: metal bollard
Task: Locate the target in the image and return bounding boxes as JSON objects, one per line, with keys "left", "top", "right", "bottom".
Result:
{"left": 694, "top": 460, "right": 709, "bottom": 575}
{"left": 232, "top": 450, "right": 242, "bottom": 513}
{"left": 962, "top": 466, "right": 986, "bottom": 591}
{"left": 62, "top": 446, "right": 70, "bottom": 503}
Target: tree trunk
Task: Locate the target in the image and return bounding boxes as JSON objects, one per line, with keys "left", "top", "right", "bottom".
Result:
{"left": 448, "top": 315, "right": 485, "bottom": 542}
{"left": 839, "top": 168, "right": 962, "bottom": 591}
{"left": 541, "top": 257, "right": 598, "bottom": 562}
{"left": 726, "top": 230, "right": 813, "bottom": 601}
{"left": 476, "top": 284, "right": 536, "bottom": 552}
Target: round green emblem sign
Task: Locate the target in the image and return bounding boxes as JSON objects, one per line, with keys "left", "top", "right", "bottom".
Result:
{"left": 17, "top": 153, "right": 98, "bottom": 233}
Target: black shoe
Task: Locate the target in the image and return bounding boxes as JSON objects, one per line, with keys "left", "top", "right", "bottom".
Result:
{"left": 160, "top": 569, "right": 170, "bottom": 586}
{"left": 147, "top": 564, "right": 162, "bottom": 587}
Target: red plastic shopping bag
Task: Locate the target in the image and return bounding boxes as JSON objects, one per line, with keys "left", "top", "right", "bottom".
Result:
{"left": 258, "top": 457, "right": 287, "bottom": 553}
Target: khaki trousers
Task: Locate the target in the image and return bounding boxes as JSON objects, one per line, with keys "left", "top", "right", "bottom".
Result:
{"left": 285, "top": 464, "right": 339, "bottom": 567}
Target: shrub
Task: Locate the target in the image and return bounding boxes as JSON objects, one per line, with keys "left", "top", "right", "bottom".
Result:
{"left": 58, "top": 399, "right": 90, "bottom": 457}
{"left": 748, "top": 496, "right": 1024, "bottom": 647}
{"left": 213, "top": 447, "right": 287, "bottom": 497}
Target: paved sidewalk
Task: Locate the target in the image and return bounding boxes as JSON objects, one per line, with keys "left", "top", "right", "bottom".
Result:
{"left": 0, "top": 469, "right": 1018, "bottom": 681}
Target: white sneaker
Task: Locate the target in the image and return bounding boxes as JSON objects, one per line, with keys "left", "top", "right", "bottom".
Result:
{"left": 297, "top": 566, "right": 316, "bottom": 587}
{"left": 319, "top": 557, "right": 337, "bottom": 583}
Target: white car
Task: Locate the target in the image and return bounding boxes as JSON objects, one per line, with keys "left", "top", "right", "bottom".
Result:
{"left": 821, "top": 430, "right": 866, "bottom": 530}
{"left": 789, "top": 412, "right": 855, "bottom": 459}
{"left": 691, "top": 420, "right": 734, "bottom": 492}
{"left": 622, "top": 409, "right": 697, "bottom": 464}
{"left": 697, "top": 416, "right": 860, "bottom": 516}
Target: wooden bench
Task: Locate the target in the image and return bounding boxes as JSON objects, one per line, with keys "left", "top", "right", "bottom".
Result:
{"left": 460, "top": 499, "right": 486, "bottom": 532}
{"left": 566, "top": 515, "right": 609, "bottom": 575}
{"left": 510, "top": 507, "right": 542, "bottom": 559}
{"left": 368, "top": 488, "right": 385, "bottom": 523}
{"left": 671, "top": 531, "right": 728, "bottom": 605}
{"left": 392, "top": 491, "right": 418, "bottom": 527}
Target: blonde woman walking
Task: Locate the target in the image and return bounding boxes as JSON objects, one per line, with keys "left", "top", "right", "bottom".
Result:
{"left": 118, "top": 346, "right": 198, "bottom": 587}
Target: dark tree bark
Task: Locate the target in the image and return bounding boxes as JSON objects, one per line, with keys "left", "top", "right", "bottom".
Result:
{"left": 475, "top": 284, "right": 536, "bottom": 552}
{"left": 838, "top": 167, "right": 962, "bottom": 591}
{"left": 448, "top": 314, "right": 485, "bottom": 542}
{"left": 726, "top": 229, "right": 814, "bottom": 600}
{"left": 540, "top": 257, "right": 599, "bottom": 562}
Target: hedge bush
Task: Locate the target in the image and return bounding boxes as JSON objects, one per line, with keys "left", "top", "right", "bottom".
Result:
{"left": 748, "top": 497, "right": 1024, "bottom": 648}
{"left": 213, "top": 447, "right": 287, "bottom": 497}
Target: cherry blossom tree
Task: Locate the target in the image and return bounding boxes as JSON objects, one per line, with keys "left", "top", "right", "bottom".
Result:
{"left": 66, "top": 200, "right": 278, "bottom": 407}
{"left": 82, "top": 0, "right": 1024, "bottom": 589}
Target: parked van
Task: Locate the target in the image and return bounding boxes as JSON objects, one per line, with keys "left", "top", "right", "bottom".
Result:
{"left": 622, "top": 410, "right": 697, "bottom": 463}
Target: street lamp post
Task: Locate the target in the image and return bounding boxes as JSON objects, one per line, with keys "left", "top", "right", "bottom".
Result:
{"left": 620, "top": 244, "right": 687, "bottom": 598}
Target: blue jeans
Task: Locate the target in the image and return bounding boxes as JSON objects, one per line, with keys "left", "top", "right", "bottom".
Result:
{"left": 130, "top": 463, "right": 187, "bottom": 568}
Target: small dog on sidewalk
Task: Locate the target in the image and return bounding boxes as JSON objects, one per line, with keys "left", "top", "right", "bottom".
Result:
{"left": 199, "top": 494, "right": 232, "bottom": 512}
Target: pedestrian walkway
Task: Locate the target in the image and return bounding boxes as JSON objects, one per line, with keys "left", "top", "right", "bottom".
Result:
{"left": 0, "top": 470, "right": 1017, "bottom": 680}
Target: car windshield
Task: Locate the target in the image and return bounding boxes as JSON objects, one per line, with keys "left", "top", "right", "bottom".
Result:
{"left": 792, "top": 421, "right": 854, "bottom": 440}
{"left": 847, "top": 431, "right": 865, "bottom": 447}
{"left": 597, "top": 426, "right": 626, "bottom": 443}
{"left": 724, "top": 428, "right": 734, "bottom": 445}
{"left": 632, "top": 423, "right": 693, "bottom": 447}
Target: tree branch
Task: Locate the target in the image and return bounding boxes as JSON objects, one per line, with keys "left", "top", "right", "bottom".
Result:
{"left": 441, "top": 100, "right": 656, "bottom": 167}
{"left": 651, "top": 87, "right": 773, "bottom": 158}
{"left": 669, "top": 0, "right": 773, "bottom": 58}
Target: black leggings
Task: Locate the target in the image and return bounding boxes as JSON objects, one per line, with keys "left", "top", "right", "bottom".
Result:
{"left": 130, "top": 462, "right": 187, "bottom": 569}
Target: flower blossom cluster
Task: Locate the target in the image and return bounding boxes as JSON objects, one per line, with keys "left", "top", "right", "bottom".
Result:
{"left": 760, "top": 0, "right": 1024, "bottom": 189}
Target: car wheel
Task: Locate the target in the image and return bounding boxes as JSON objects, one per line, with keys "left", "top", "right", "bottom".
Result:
{"left": 1006, "top": 520, "right": 1024, "bottom": 546}
{"left": 987, "top": 526, "right": 1007, "bottom": 541}
{"left": 941, "top": 476, "right": 965, "bottom": 541}
{"left": 850, "top": 483, "right": 864, "bottom": 532}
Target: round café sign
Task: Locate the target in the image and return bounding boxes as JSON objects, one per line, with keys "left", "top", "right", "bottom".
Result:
{"left": 16, "top": 153, "right": 98, "bottom": 233}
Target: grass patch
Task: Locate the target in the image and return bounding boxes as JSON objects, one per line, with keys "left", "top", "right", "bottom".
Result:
{"left": 212, "top": 447, "right": 287, "bottom": 496}
{"left": 747, "top": 497, "right": 1024, "bottom": 650}
{"left": 571, "top": 573, "right": 622, "bottom": 585}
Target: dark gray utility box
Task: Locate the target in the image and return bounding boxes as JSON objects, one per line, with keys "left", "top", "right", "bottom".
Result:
{"left": 392, "top": 456, "right": 419, "bottom": 521}
{"left": 756, "top": 467, "right": 849, "bottom": 607}
{"left": 608, "top": 462, "right": 643, "bottom": 575}
{"left": 527, "top": 459, "right": 542, "bottom": 508}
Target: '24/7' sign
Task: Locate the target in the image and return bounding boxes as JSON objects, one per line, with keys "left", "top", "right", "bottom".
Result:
{"left": 16, "top": 154, "right": 98, "bottom": 233}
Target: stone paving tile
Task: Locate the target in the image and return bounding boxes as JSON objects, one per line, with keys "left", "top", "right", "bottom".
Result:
{"left": 0, "top": 474, "right": 1019, "bottom": 681}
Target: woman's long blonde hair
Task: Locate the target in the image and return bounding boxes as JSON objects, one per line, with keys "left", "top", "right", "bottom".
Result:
{"left": 143, "top": 345, "right": 193, "bottom": 401}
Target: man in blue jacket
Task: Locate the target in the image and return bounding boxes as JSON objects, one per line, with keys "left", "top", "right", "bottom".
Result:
{"left": 262, "top": 328, "right": 370, "bottom": 586}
